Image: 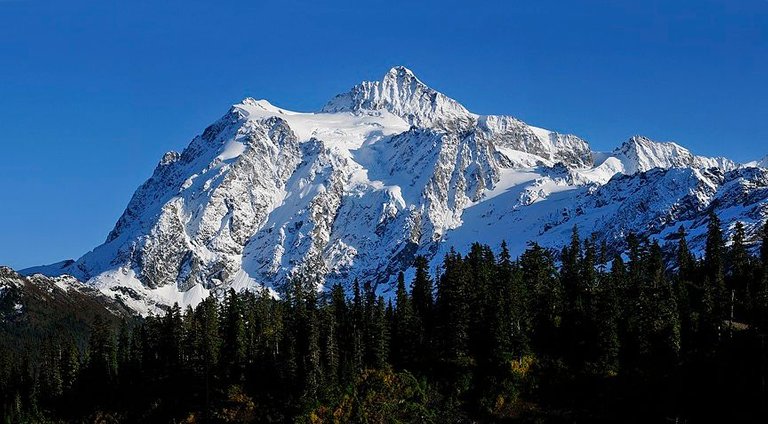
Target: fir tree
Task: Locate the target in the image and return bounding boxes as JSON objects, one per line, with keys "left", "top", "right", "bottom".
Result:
{"left": 705, "top": 212, "right": 726, "bottom": 284}
{"left": 436, "top": 249, "right": 471, "bottom": 362}
{"left": 392, "top": 272, "right": 416, "bottom": 369}
{"left": 411, "top": 255, "right": 434, "bottom": 364}
{"left": 729, "top": 221, "right": 751, "bottom": 322}
{"left": 761, "top": 220, "right": 768, "bottom": 266}
{"left": 676, "top": 225, "right": 695, "bottom": 281}
{"left": 221, "top": 290, "right": 247, "bottom": 380}
{"left": 520, "top": 243, "right": 562, "bottom": 355}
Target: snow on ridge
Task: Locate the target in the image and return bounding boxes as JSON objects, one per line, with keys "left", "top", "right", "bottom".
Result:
{"left": 20, "top": 66, "right": 765, "bottom": 316}
{"left": 744, "top": 155, "right": 768, "bottom": 169}
{"left": 322, "top": 66, "right": 476, "bottom": 129}
{"left": 612, "top": 135, "right": 737, "bottom": 175}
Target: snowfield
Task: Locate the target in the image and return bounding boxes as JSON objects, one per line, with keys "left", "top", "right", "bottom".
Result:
{"left": 21, "top": 66, "right": 768, "bottom": 315}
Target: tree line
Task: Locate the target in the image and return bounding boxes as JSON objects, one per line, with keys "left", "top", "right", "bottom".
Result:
{"left": 2, "top": 215, "right": 768, "bottom": 422}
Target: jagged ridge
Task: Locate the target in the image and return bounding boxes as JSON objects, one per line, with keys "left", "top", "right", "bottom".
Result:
{"left": 19, "top": 66, "right": 768, "bottom": 315}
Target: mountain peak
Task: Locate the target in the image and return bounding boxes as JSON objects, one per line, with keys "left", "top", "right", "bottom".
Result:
{"left": 385, "top": 65, "right": 417, "bottom": 78}
{"left": 615, "top": 135, "right": 735, "bottom": 174}
{"left": 623, "top": 135, "right": 682, "bottom": 149}
{"left": 745, "top": 154, "right": 768, "bottom": 169}
{"left": 237, "top": 97, "right": 284, "bottom": 113}
{"left": 322, "top": 66, "right": 474, "bottom": 128}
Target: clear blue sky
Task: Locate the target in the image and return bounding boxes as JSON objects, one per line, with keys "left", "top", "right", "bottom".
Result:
{"left": 1, "top": 0, "right": 766, "bottom": 269}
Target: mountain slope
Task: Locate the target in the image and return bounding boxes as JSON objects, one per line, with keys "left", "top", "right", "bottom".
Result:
{"left": 20, "top": 66, "right": 768, "bottom": 315}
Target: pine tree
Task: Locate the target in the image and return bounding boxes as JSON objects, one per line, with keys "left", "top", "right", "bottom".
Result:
{"left": 760, "top": 220, "right": 768, "bottom": 266}
{"left": 351, "top": 279, "right": 365, "bottom": 376}
{"left": 371, "top": 297, "right": 390, "bottom": 368}
{"left": 520, "top": 243, "right": 562, "bottom": 355}
{"left": 412, "top": 256, "right": 434, "bottom": 322}
{"left": 729, "top": 221, "right": 751, "bottom": 322}
{"left": 221, "top": 289, "right": 247, "bottom": 380}
{"left": 643, "top": 242, "right": 680, "bottom": 368}
{"left": 436, "top": 250, "right": 471, "bottom": 362}
{"left": 676, "top": 225, "right": 695, "bottom": 280}
{"left": 499, "top": 241, "right": 529, "bottom": 359}
{"left": 576, "top": 238, "right": 600, "bottom": 371}
{"left": 194, "top": 296, "right": 220, "bottom": 418}
{"left": 330, "top": 283, "right": 353, "bottom": 383}
{"left": 705, "top": 212, "right": 727, "bottom": 325}
{"left": 84, "top": 314, "right": 118, "bottom": 406}
{"left": 674, "top": 226, "right": 696, "bottom": 356}
{"left": 705, "top": 212, "right": 726, "bottom": 284}
{"left": 594, "top": 260, "right": 620, "bottom": 375}
{"left": 489, "top": 242, "right": 514, "bottom": 363}
{"left": 317, "top": 293, "right": 339, "bottom": 396}
{"left": 290, "top": 276, "right": 321, "bottom": 404}
{"left": 116, "top": 320, "right": 132, "bottom": 384}
{"left": 88, "top": 314, "right": 117, "bottom": 383}
{"left": 392, "top": 272, "right": 416, "bottom": 369}
{"left": 465, "top": 243, "right": 497, "bottom": 362}
{"left": 161, "top": 302, "right": 184, "bottom": 376}
{"left": 411, "top": 255, "right": 434, "bottom": 364}
{"left": 756, "top": 221, "right": 768, "bottom": 329}
{"left": 561, "top": 226, "right": 582, "bottom": 306}
{"left": 60, "top": 341, "right": 80, "bottom": 392}
{"left": 754, "top": 272, "right": 768, "bottom": 331}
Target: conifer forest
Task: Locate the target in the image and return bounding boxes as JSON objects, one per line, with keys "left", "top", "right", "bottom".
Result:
{"left": 3, "top": 215, "right": 768, "bottom": 423}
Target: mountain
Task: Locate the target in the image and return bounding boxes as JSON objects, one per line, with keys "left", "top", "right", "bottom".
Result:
{"left": 609, "top": 135, "right": 737, "bottom": 175}
{"left": 0, "top": 266, "right": 132, "bottom": 321}
{"left": 19, "top": 66, "right": 768, "bottom": 315}
{"left": 745, "top": 155, "right": 768, "bottom": 169}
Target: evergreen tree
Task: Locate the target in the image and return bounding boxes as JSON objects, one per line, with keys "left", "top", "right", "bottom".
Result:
{"left": 411, "top": 255, "right": 434, "bottom": 364}
{"left": 561, "top": 226, "right": 582, "bottom": 307}
{"left": 704, "top": 212, "right": 728, "bottom": 329}
{"left": 351, "top": 279, "right": 365, "bottom": 375}
{"left": 392, "top": 272, "right": 416, "bottom": 369}
{"left": 88, "top": 314, "right": 117, "bottom": 383}
{"left": 674, "top": 226, "right": 696, "bottom": 356}
{"left": 60, "top": 341, "right": 80, "bottom": 392}
{"left": 221, "top": 289, "right": 247, "bottom": 380}
{"left": 676, "top": 225, "right": 695, "bottom": 280}
{"left": 161, "top": 303, "right": 184, "bottom": 374}
{"left": 761, "top": 220, "right": 768, "bottom": 266}
{"left": 729, "top": 221, "right": 751, "bottom": 322}
{"left": 436, "top": 250, "right": 471, "bottom": 362}
{"left": 520, "top": 243, "right": 562, "bottom": 355}
{"left": 317, "top": 293, "right": 339, "bottom": 397}
{"left": 499, "top": 241, "right": 529, "bottom": 359}
{"left": 594, "top": 259, "right": 620, "bottom": 375}
{"left": 411, "top": 256, "right": 434, "bottom": 323}
{"left": 289, "top": 276, "right": 321, "bottom": 404}
{"left": 644, "top": 242, "right": 680, "bottom": 368}
{"left": 705, "top": 212, "right": 726, "bottom": 284}
{"left": 371, "top": 297, "right": 390, "bottom": 368}
{"left": 194, "top": 296, "right": 220, "bottom": 418}
{"left": 465, "top": 243, "right": 497, "bottom": 362}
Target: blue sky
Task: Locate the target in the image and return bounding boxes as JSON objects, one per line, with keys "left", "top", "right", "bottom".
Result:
{"left": 1, "top": 0, "right": 766, "bottom": 269}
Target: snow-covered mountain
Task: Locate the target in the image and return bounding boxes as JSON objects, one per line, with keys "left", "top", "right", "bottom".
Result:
{"left": 608, "top": 136, "right": 737, "bottom": 175}
{"left": 746, "top": 155, "right": 768, "bottom": 169}
{"left": 1, "top": 266, "right": 132, "bottom": 319}
{"left": 20, "top": 66, "right": 768, "bottom": 315}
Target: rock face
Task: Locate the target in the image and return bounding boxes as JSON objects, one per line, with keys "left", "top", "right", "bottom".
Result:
{"left": 612, "top": 136, "right": 737, "bottom": 174}
{"left": 323, "top": 66, "right": 475, "bottom": 130}
{"left": 0, "top": 267, "right": 132, "bottom": 319}
{"left": 21, "top": 66, "right": 768, "bottom": 315}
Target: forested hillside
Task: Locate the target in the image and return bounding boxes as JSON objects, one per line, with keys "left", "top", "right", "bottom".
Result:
{"left": 3, "top": 215, "right": 768, "bottom": 422}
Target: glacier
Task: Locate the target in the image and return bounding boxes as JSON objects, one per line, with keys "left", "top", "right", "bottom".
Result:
{"left": 20, "top": 66, "right": 768, "bottom": 316}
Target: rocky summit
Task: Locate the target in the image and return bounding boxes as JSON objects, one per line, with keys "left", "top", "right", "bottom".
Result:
{"left": 22, "top": 66, "right": 768, "bottom": 315}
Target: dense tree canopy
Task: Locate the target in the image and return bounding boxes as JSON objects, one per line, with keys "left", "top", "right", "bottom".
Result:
{"left": 3, "top": 218, "right": 768, "bottom": 422}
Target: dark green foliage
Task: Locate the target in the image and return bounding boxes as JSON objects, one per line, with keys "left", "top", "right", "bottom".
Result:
{"left": 4, "top": 223, "right": 768, "bottom": 422}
